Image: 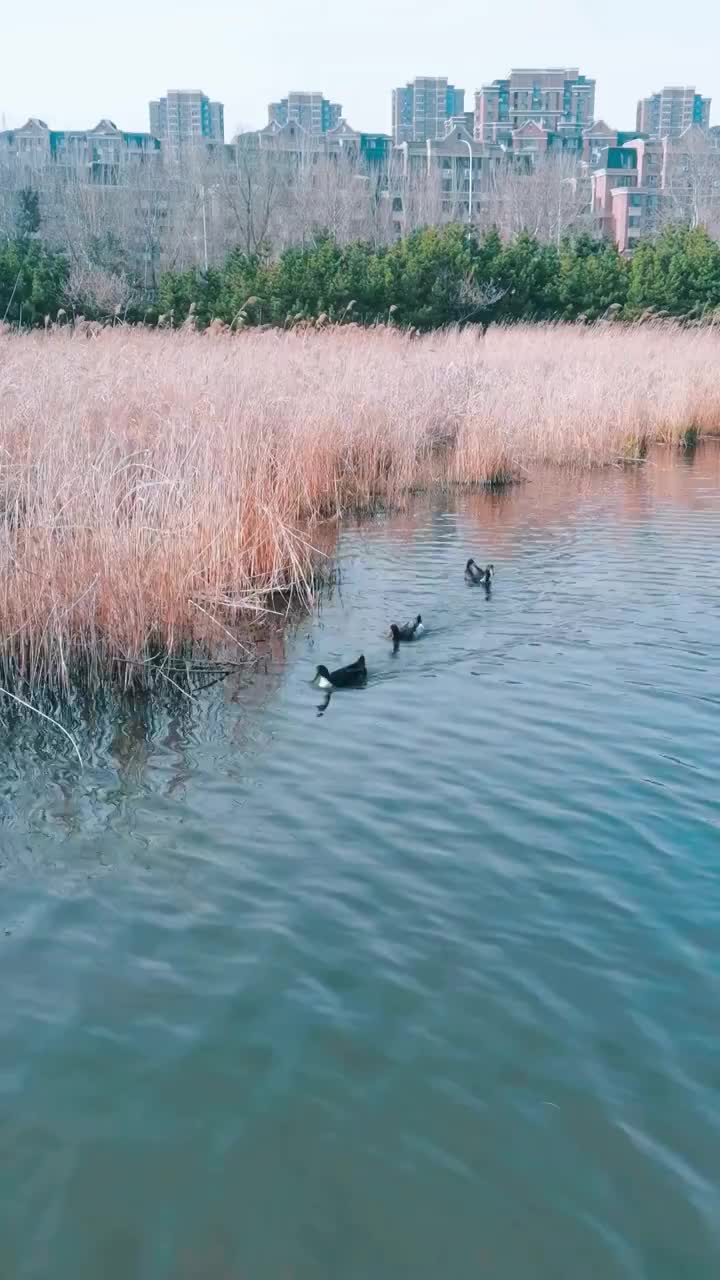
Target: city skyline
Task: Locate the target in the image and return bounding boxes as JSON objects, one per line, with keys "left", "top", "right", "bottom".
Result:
{"left": 4, "top": 74, "right": 717, "bottom": 147}
{"left": 2, "top": 0, "right": 719, "bottom": 138}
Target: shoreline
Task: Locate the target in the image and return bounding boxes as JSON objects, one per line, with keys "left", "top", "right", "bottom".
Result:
{"left": 1, "top": 323, "right": 718, "bottom": 695}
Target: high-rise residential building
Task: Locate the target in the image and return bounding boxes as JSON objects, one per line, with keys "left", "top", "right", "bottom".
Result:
{"left": 475, "top": 68, "right": 595, "bottom": 145}
{"left": 268, "top": 92, "right": 342, "bottom": 135}
{"left": 392, "top": 78, "right": 465, "bottom": 144}
{"left": 149, "top": 91, "right": 224, "bottom": 145}
{"left": 636, "top": 86, "right": 711, "bottom": 138}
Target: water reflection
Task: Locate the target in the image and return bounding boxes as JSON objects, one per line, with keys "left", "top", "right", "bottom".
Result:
{"left": 1, "top": 445, "right": 720, "bottom": 1280}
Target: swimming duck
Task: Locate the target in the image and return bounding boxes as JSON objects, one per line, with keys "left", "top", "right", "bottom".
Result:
{"left": 314, "top": 655, "right": 367, "bottom": 690}
{"left": 465, "top": 559, "right": 494, "bottom": 585}
{"left": 390, "top": 615, "right": 424, "bottom": 648}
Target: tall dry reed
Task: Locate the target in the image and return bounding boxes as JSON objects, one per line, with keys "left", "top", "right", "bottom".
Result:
{"left": 1, "top": 322, "right": 718, "bottom": 691}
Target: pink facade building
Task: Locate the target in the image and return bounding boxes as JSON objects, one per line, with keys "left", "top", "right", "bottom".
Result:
{"left": 592, "top": 139, "right": 664, "bottom": 251}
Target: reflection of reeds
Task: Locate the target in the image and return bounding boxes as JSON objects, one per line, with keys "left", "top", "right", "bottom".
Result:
{"left": 1, "top": 322, "right": 719, "bottom": 692}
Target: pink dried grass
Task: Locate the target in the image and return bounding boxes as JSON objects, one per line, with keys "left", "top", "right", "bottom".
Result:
{"left": 1, "top": 321, "right": 718, "bottom": 691}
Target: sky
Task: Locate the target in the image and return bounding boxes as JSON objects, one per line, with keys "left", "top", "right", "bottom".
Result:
{"left": 3, "top": 0, "right": 720, "bottom": 139}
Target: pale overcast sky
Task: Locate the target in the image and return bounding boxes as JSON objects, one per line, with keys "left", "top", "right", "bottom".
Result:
{"left": 3, "top": 0, "right": 719, "bottom": 137}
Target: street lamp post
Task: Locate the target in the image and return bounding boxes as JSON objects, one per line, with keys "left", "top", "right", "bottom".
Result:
{"left": 199, "top": 184, "right": 209, "bottom": 272}
{"left": 460, "top": 137, "right": 474, "bottom": 226}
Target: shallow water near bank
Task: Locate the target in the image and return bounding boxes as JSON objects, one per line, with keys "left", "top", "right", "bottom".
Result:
{"left": 1, "top": 447, "right": 720, "bottom": 1279}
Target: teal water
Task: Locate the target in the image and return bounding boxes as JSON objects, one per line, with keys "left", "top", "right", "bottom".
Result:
{"left": 1, "top": 450, "right": 719, "bottom": 1279}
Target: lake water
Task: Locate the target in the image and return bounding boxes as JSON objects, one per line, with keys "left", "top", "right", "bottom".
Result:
{"left": 1, "top": 448, "right": 719, "bottom": 1280}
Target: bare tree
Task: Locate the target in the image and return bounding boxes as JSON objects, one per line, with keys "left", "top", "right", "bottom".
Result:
{"left": 39, "top": 151, "right": 205, "bottom": 288}
{"left": 282, "top": 148, "right": 383, "bottom": 246}
{"left": 388, "top": 154, "right": 445, "bottom": 237}
{"left": 65, "top": 262, "right": 137, "bottom": 318}
{"left": 485, "top": 152, "right": 591, "bottom": 242}
{"left": 207, "top": 143, "right": 280, "bottom": 257}
{"left": 661, "top": 130, "right": 720, "bottom": 237}
{"left": 0, "top": 162, "right": 29, "bottom": 241}
{"left": 268, "top": 140, "right": 317, "bottom": 250}
{"left": 455, "top": 273, "right": 507, "bottom": 325}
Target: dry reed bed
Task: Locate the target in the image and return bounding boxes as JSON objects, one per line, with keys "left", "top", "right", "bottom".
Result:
{"left": 1, "top": 321, "right": 718, "bottom": 693}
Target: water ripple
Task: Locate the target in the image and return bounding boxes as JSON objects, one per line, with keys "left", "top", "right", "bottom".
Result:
{"left": 1, "top": 449, "right": 720, "bottom": 1279}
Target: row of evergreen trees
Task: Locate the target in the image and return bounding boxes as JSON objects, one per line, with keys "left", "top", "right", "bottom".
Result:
{"left": 4, "top": 221, "right": 720, "bottom": 330}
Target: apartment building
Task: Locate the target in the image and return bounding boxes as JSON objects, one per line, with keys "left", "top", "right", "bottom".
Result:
{"left": 149, "top": 91, "right": 224, "bottom": 145}
{"left": 507, "top": 118, "right": 625, "bottom": 166}
{"left": 392, "top": 78, "right": 465, "bottom": 144}
{"left": 268, "top": 92, "right": 342, "bottom": 135}
{"left": 0, "top": 117, "right": 160, "bottom": 174}
{"left": 592, "top": 123, "right": 720, "bottom": 251}
{"left": 392, "top": 122, "right": 505, "bottom": 228}
{"left": 476, "top": 68, "right": 596, "bottom": 145}
{"left": 636, "top": 87, "right": 711, "bottom": 138}
{"left": 592, "top": 138, "right": 664, "bottom": 250}
{"left": 236, "top": 118, "right": 390, "bottom": 167}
